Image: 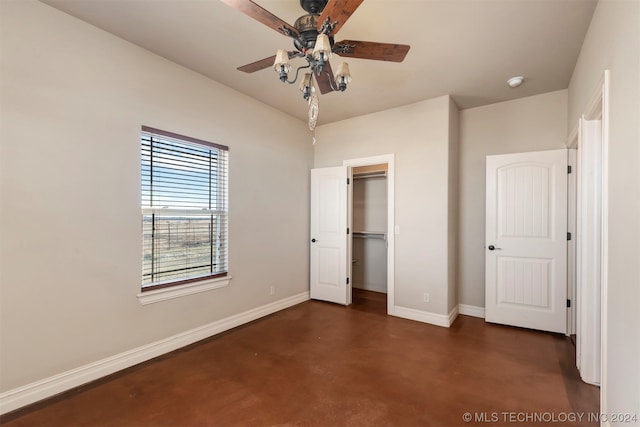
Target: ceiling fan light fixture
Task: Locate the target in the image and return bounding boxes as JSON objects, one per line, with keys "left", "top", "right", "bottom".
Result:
{"left": 299, "top": 72, "right": 314, "bottom": 100}
{"left": 223, "top": 0, "right": 409, "bottom": 135}
{"left": 273, "top": 49, "right": 292, "bottom": 80}
{"left": 312, "top": 33, "right": 332, "bottom": 62}
{"left": 335, "top": 62, "right": 352, "bottom": 91}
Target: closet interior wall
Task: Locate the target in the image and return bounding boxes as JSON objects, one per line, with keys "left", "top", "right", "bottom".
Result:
{"left": 352, "top": 165, "right": 388, "bottom": 293}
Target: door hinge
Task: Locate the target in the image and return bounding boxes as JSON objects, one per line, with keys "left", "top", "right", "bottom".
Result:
{"left": 347, "top": 227, "right": 350, "bottom": 235}
{"left": 567, "top": 299, "right": 571, "bottom": 308}
{"left": 347, "top": 178, "right": 350, "bottom": 185}
{"left": 567, "top": 232, "right": 572, "bottom": 241}
{"left": 568, "top": 165, "right": 572, "bottom": 174}
{"left": 346, "top": 277, "right": 350, "bottom": 285}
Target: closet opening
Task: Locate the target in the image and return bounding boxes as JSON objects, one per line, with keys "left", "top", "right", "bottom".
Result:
{"left": 351, "top": 163, "right": 388, "bottom": 313}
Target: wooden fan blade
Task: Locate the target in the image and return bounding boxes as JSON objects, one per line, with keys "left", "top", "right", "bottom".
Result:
{"left": 318, "top": 0, "right": 364, "bottom": 35}
{"left": 315, "top": 62, "right": 335, "bottom": 94}
{"left": 221, "top": 0, "right": 299, "bottom": 38}
{"left": 238, "top": 51, "right": 301, "bottom": 73}
{"left": 237, "top": 55, "right": 276, "bottom": 73}
{"left": 333, "top": 40, "right": 410, "bottom": 62}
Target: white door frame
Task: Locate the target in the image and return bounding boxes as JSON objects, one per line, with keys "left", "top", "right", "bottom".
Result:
{"left": 567, "top": 70, "right": 609, "bottom": 405}
{"left": 567, "top": 148, "right": 577, "bottom": 337}
{"left": 343, "top": 154, "right": 395, "bottom": 314}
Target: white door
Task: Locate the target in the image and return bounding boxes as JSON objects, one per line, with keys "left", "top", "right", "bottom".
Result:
{"left": 576, "top": 118, "right": 602, "bottom": 385}
{"left": 485, "top": 149, "right": 567, "bottom": 333}
{"left": 310, "top": 167, "right": 350, "bottom": 305}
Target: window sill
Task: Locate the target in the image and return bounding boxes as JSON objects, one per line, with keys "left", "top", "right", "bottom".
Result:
{"left": 137, "top": 275, "right": 231, "bottom": 305}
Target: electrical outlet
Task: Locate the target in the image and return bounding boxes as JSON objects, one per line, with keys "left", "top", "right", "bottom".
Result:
{"left": 270, "top": 286, "right": 275, "bottom": 296}
{"left": 423, "top": 292, "right": 430, "bottom": 303}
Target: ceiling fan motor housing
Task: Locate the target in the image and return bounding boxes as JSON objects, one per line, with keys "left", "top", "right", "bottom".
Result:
{"left": 294, "top": 14, "right": 334, "bottom": 51}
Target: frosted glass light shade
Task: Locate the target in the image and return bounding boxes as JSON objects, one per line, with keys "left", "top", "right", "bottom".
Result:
{"left": 273, "top": 49, "right": 291, "bottom": 73}
{"left": 299, "top": 73, "right": 312, "bottom": 92}
{"left": 335, "top": 62, "right": 352, "bottom": 83}
{"left": 313, "top": 34, "right": 332, "bottom": 61}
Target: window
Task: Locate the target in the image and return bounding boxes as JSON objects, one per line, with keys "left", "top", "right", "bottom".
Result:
{"left": 141, "top": 126, "right": 228, "bottom": 292}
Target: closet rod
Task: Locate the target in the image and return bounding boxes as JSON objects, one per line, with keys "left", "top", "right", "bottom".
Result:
{"left": 353, "top": 171, "right": 386, "bottom": 179}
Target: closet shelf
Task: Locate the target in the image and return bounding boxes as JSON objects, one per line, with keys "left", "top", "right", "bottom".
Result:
{"left": 353, "top": 231, "right": 387, "bottom": 240}
{"left": 352, "top": 164, "right": 388, "bottom": 179}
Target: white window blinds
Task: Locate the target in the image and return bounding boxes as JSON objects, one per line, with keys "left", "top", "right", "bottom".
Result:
{"left": 141, "top": 126, "right": 228, "bottom": 290}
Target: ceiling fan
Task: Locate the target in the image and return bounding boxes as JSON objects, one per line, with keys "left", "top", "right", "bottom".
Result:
{"left": 221, "top": 0, "right": 411, "bottom": 98}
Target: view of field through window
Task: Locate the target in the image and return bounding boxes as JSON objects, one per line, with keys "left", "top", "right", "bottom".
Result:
{"left": 142, "top": 215, "right": 226, "bottom": 285}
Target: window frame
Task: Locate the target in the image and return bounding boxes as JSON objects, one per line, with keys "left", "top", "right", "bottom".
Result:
{"left": 139, "top": 126, "right": 229, "bottom": 301}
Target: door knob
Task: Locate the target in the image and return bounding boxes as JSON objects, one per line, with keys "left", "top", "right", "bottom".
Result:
{"left": 311, "top": 238, "right": 317, "bottom": 243}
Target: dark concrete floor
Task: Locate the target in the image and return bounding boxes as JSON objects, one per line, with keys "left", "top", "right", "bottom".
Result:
{"left": 1, "top": 289, "right": 599, "bottom": 426}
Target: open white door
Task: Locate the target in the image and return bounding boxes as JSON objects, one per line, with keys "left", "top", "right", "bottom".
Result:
{"left": 485, "top": 149, "right": 567, "bottom": 333}
{"left": 310, "top": 166, "right": 350, "bottom": 305}
{"left": 576, "top": 118, "right": 602, "bottom": 385}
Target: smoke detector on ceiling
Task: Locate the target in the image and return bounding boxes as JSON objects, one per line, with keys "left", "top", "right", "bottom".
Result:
{"left": 507, "top": 76, "right": 524, "bottom": 88}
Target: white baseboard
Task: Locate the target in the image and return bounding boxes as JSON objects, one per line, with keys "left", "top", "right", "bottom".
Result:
{"left": 449, "top": 305, "right": 459, "bottom": 325}
{"left": 458, "top": 304, "right": 486, "bottom": 319}
{"left": 392, "top": 305, "right": 458, "bottom": 328}
{"left": 0, "top": 291, "right": 310, "bottom": 415}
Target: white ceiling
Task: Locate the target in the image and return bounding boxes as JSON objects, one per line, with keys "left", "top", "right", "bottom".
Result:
{"left": 40, "top": 0, "right": 597, "bottom": 125}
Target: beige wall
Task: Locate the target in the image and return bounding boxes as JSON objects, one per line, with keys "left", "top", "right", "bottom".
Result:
{"left": 0, "top": 0, "right": 312, "bottom": 392}
{"left": 314, "top": 95, "right": 458, "bottom": 316}
{"left": 567, "top": 0, "right": 640, "bottom": 417}
{"left": 457, "top": 90, "right": 568, "bottom": 308}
